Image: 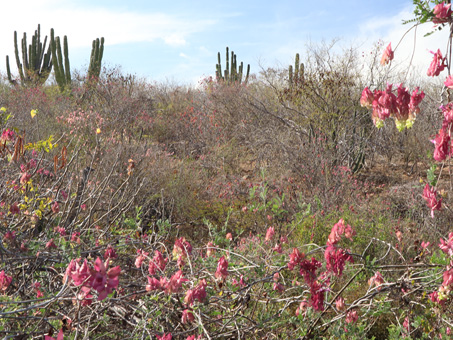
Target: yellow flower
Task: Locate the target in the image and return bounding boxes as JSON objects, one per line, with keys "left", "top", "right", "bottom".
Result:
{"left": 0, "top": 107, "right": 6, "bottom": 112}
{"left": 30, "top": 109, "right": 37, "bottom": 118}
{"left": 96, "top": 128, "right": 101, "bottom": 134}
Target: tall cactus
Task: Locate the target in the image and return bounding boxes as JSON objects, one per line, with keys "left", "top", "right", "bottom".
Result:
{"left": 6, "top": 24, "right": 52, "bottom": 86}
{"left": 215, "top": 47, "right": 250, "bottom": 85}
{"left": 288, "top": 53, "right": 304, "bottom": 88}
{"left": 87, "top": 37, "right": 104, "bottom": 80}
{"left": 50, "top": 29, "right": 71, "bottom": 92}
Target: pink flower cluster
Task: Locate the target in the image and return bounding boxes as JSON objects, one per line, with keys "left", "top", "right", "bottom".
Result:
{"left": 423, "top": 184, "right": 442, "bottom": 218}
{"left": 360, "top": 84, "right": 425, "bottom": 131}
{"left": 146, "top": 270, "right": 188, "bottom": 295}
{"left": 0, "top": 270, "right": 12, "bottom": 291}
{"left": 433, "top": 2, "right": 452, "bottom": 24}
{"left": 65, "top": 257, "right": 121, "bottom": 303}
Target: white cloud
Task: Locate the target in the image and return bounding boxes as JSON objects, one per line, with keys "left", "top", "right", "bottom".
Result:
{"left": 358, "top": 5, "right": 450, "bottom": 77}
{"left": 0, "top": 1, "right": 216, "bottom": 71}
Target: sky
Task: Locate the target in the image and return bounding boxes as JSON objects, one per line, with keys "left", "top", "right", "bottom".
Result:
{"left": 0, "top": 0, "right": 450, "bottom": 85}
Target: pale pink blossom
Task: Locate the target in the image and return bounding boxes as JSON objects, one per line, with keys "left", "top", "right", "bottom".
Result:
{"left": 380, "top": 43, "right": 394, "bottom": 65}
{"left": 215, "top": 256, "right": 229, "bottom": 280}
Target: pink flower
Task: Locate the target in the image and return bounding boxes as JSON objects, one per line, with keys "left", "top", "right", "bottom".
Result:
{"left": 423, "top": 183, "right": 442, "bottom": 218}
{"left": 173, "top": 237, "right": 192, "bottom": 260}
{"left": 4, "top": 231, "right": 16, "bottom": 241}
{"left": 273, "top": 282, "right": 285, "bottom": 293}
{"left": 1, "top": 128, "right": 15, "bottom": 142}
{"left": 104, "top": 244, "right": 118, "bottom": 260}
{"left": 273, "top": 243, "right": 282, "bottom": 253}
{"left": 380, "top": 43, "right": 394, "bottom": 65}
{"left": 432, "top": 128, "right": 450, "bottom": 162}
{"left": 156, "top": 333, "right": 172, "bottom": 340}
{"left": 427, "top": 49, "right": 446, "bottom": 76}
{"left": 299, "top": 257, "right": 322, "bottom": 285}
{"left": 9, "top": 203, "right": 19, "bottom": 215}
{"left": 181, "top": 309, "right": 194, "bottom": 324}
{"left": 51, "top": 201, "right": 60, "bottom": 214}
{"left": 193, "top": 279, "right": 207, "bottom": 303}
{"left": 45, "top": 329, "right": 64, "bottom": 340}
{"left": 421, "top": 241, "right": 430, "bottom": 250}
{"left": 445, "top": 75, "right": 453, "bottom": 89}
{"left": 215, "top": 256, "right": 229, "bottom": 280}
{"left": 345, "top": 310, "right": 358, "bottom": 324}
{"left": 135, "top": 249, "right": 149, "bottom": 268}
{"left": 71, "top": 232, "right": 80, "bottom": 243}
{"left": 327, "top": 219, "right": 354, "bottom": 245}
{"left": 403, "top": 316, "right": 410, "bottom": 332}
{"left": 226, "top": 233, "right": 233, "bottom": 240}
{"left": 148, "top": 250, "right": 168, "bottom": 275}
{"left": 324, "top": 244, "right": 353, "bottom": 277}
{"left": 20, "top": 172, "right": 31, "bottom": 185}
{"left": 91, "top": 257, "right": 121, "bottom": 301}
{"left": 232, "top": 275, "right": 247, "bottom": 288}
{"left": 46, "top": 239, "right": 57, "bottom": 249}
{"left": 335, "top": 297, "right": 346, "bottom": 311}
{"left": 164, "top": 270, "right": 187, "bottom": 294}
{"left": 0, "top": 270, "right": 12, "bottom": 291}
{"left": 146, "top": 276, "right": 162, "bottom": 291}
{"left": 433, "top": 2, "right": 452, "bottom": 24}
{"left": 295, "top": 300, "right": 308, "bottom": 316}
{"left": 439, "top": 232, "right": 453, "bottom": 256}
{"left": 186, "top": 336, "right": 202, "bottom": 340}
{"left": 368, "top": 271, "right": 385, "bottom": 291}
{"left": 206, "top": 241, "right": 216, "bottom": 257}
{"left": 265, "top": 227, "right": 275, "bottom": 242}
{"left": 309, "top": 281, "right": 326, "bottom": 311}
{"left": 65, "top": 258, "right": 91, "bottom": 286}
{"left": 360, "top": 87, "right": 374, "bottom": 108}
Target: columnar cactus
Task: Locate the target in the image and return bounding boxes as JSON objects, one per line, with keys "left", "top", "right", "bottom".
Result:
{"left": 289, "top": 53, "right": 304, "bottom": 88}
{"left": 87, "top": 37, "right": 105, "bottom": 80}
{"left": 6, "top": 24, "right": 52, "bottom": 86}
{"left": 216, "top": 47, "right": 250, "bottom": 85}
{"left": 51, "top": 29, "right": 71, "bottom": 92}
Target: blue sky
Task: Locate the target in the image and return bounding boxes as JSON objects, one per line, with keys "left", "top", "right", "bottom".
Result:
{"left": 0, "top": 0, "right": 448, "bottom": 85}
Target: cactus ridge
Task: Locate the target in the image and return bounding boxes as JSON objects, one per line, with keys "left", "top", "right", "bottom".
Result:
{"left": 215, "top": 46, "right": 250, "bottom": 85}
{"left": 6, "top": 24, "right": 52, "bottom": 86}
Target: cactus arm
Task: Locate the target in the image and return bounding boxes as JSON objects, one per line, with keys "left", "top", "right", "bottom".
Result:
{"left": 6, "top": 56, "right": 13, "bottom": 84}
{"left": 63, "top": 36, "right": 71, "bottom": 84}
{"left": 13, "top": 32, "right": 25, "bottom": 84}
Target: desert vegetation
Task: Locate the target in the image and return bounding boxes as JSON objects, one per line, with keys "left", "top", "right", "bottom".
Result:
{"left": 1, "top": 2, "right": 453, "bottom": 339}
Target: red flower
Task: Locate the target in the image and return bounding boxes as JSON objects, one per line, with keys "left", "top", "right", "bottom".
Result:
{"left": 91, "top": 257, "right": 121, "bottom": 300}
{"left": 148, "top": 250, "right": 168, "bottom": 275}
{"left": 104, "top": 244, "right": 118, "bottom": 260}
{"left": 146, "top": 276, "right": 162, "bottom": 291}
{"left": 324, "top": 244, "right": 353, "bottom": 277}
{"left": 0, "top": 270, "right": 12, "bottom": 291}
{"left": 288, "top": 248, "right": 305, "bottom": 270}
{"left": 45, "top": 329, "right": 64, "bottom": 340}
{"left": 445, "top": 75, "right": 453, "bottom": 89}
{"left": 433, "top": 2, "right": 452, "bottom": 24}
{"left": 215, "top": 256, "right": 229, "bottom": 280}
{"left": 427, "top": 49, "right": 446, "bottom": 76}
